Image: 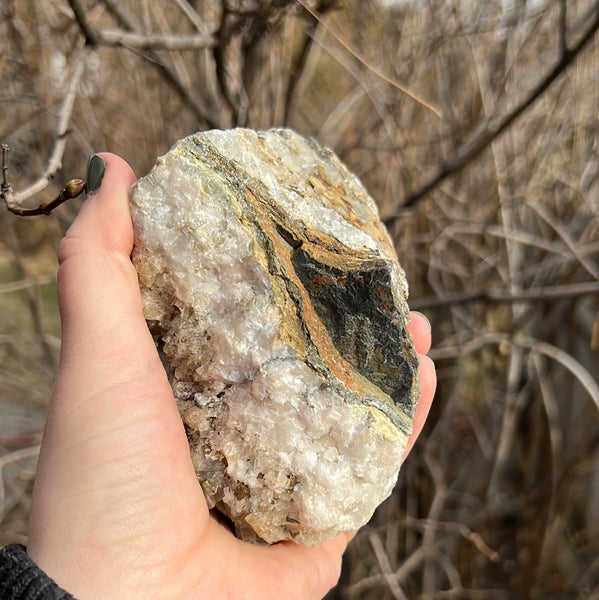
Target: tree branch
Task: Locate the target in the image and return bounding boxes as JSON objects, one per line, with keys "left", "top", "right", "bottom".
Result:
{"left": 1, "top": 47, "right": 87, "bottom": 215}
{"left": 296, "top": 0, "right": 442, "bottom": 119}
{"left": 68, "top": 0, "right": 100, "bottom": 45}
{"left": 68, "top": 0, "right": 219, "bottom": 128}
{"left": 410, "top": 280, "right": 599, "bottom": 311}
{"left": 283, "top": 5, "right": 320, "bottom": 124}
{"left": 98, "top": 29, "right": 215, "bottom": 50}
{"left": 387, "top": 1, "right": 599, "bottom": 217}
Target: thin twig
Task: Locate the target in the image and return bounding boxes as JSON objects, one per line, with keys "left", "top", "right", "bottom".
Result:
{"left": 296, "top": 0, "right": 442, "bottom": 119}
{"left": 284, "top": 8, "right": 319, "bottom": 124}
{"left": 368, "top": 531, "right": 409, "bottom": 600}
{"left": 430, "top": 332, "right": 599, "bottom": 412}
{"left": 527, "top": 200, "right": 599, "bottom": 280}
{"left": 98, "top": 29, "right": 215, "bottom": 50}
{"left": 2, "top": 47, "right": 87, "bottom": 210}
{"left": 528, "top": 338, "right": 599, "bottom": 412}
{"left": 213, "top": 1, "right": 243, "bottom": 126}
{"left": 0, "top": 445, "right": 41, "bottom": 471}
{"left": 344, "top": 546, "right": 426, "bottom": 598}
{"left": 6, "top": 179, "right": 86, "bottom": 217}
{"left": 93, "top": 0, "right": 219, "bottom": 127}
{"left": 0, "top": 276, "right": 55, "bottom": 294}
{"left": 404, "top": 516, "right": 500, "bottom": 563}
{"left": 172, "top": 0, "right": 213, "bottom": 35}
{"left": 1, "top": 144, "right": 12, "bottom": 203}
{"left": 387, "top": 1, "right": 599, "bottom": 213}
{"left": 558, "top": 0, "right": 568, "bottom": 56}
{"left": 410, "top": 280, "right": 599, "bottom": 310}
{"left": 68, "top": 0, "right": 101, "bottom": 45}
{"left": 422, "top": 451, "right": 449, "bottom": 597}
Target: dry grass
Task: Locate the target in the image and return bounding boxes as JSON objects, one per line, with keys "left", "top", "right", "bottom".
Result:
{"left": 1, "top": 0, "right": 598, "bottom": 597}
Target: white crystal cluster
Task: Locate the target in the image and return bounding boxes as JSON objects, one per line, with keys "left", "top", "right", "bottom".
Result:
{"left": 130, "top": 129, "right": 418, "bottom": 545}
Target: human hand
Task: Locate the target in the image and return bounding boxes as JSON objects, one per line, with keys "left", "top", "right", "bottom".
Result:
{"left": 27, "top": 153, "right": 436, "bottom": 600}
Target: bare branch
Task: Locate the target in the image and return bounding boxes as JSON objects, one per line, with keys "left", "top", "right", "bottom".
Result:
{"left": 430, "top": 332, "right": 599, "bottom": 412}
{"left": 98, "top": 29, "right": 215, "bottom": 50}
{"left": 296, "top": 0, "right": 442, "bottom": 119}
{"left": 388, "top": 1, "right": 599, "bottom": 214}
{"left": 68, "top": 0, "right": 101, "bottom": 45}
{"left": 4, "top": 176, "right": 86, "bottom": 217}
{"left": 410, "top": 280, "right": 599, "bottom": 310}
{"left": 172, "top": 0, "right": 213, "bottom": 35}
{"left": 0, "top": 276, "right": 55, "bottom": 294}
{"left": 213, "top": 1, "right": 243, "bottom": 126}
{"left": 1, "top": 144, "right": 12, "bottom": 205}
{"left": 14, "top": 49, "right": 86, "bottom": 204}
{"left": 558, "top": 0, "right": 568, "bottom": 56}
{"left": 72, "top": 0, "right": 219, "bottom": 128}
{"left": 527, "top": 200, "right": 599, "bottom": 280}
{"left": 283, "top": 11, "right": 318, "bottom": 124}
{"left": 529, "top": 338, "right": 599, "bottom": 413}
{"left": 368, "top": 531, "right": 409, "bottom": 600}
{"left": 1, "top": 47, "right": 87, "bottom": 216}
{"left": 403, "top": 516, "right": 500, "bottom": 563}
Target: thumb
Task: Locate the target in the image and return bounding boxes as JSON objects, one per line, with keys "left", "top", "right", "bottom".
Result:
{"left": 28, "top": 153, "right": 207, "bottom": 588}
{"left": 55, "top": 153, "right": 166, "bottom": 398}
{"left": 44, "top": 152, "right": 184, "bottom": 451}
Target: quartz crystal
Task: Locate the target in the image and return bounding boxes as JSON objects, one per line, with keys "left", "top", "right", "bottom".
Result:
{"left": 129, "top": 128, "right": 419, "bottom": 545}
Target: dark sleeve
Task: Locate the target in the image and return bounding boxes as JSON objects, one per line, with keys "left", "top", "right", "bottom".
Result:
{"left": 0, "top": 545, "right": 76, "bottom": 600}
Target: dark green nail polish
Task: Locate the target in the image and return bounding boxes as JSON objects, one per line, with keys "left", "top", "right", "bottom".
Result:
{"left": 86, "top": 154, "right": 106, "bottom": 193}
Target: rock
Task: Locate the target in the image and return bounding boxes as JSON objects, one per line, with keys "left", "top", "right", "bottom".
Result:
{"left": 129, "top": 128, "right": 419, "bottom": 545}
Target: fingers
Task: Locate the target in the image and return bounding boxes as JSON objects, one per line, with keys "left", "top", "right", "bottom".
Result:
{"left": 401, "top": 311, "right": 436, "bottom": 458}
{"left": 407, "top": 311, "right": 432, "bottom": 354}
{"left": 402, "top": 354, "right": 436, "bottom": 458}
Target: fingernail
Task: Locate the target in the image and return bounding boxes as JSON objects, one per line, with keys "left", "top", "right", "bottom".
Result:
{"left": 412, "top": 311, "right": 431, "bottom": 329}
{"left": 86, "top": 154, "right": 106, "bottom": 193}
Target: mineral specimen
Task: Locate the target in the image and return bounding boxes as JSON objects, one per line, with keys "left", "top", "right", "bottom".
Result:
{"left": 129, "top": 128, "right": 419, "bottom": 545}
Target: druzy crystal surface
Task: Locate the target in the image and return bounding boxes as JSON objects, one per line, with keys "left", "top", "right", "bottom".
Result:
{"left": 129, "top": 128, "right": 419, "bottom": 545}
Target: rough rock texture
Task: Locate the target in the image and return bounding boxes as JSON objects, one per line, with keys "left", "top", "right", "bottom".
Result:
{"left": 129, "top": 128, "right": 419, "bottom": 545}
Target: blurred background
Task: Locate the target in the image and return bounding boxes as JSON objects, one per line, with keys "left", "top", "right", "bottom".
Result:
{"left": 1, "top": 0, "right": 598, "bottom": 597}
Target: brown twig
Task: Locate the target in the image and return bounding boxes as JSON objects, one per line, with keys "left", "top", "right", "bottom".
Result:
{"left": 4, "top": 176, "right": 86, "bottom": 217}
{"left": 172, "top": 0, "right": 213, "bottom": 34}
{"left": 0, "top": 276, "right": 55, "bottom": 294}
{"left": 68, "top": 0, "right": 101, "bottom": 45}
{"left": 429, "top": 332, "right": 599, "bottom": 411}
{"left": 1, "top": 144, "right": 12, "bottom": 205}
{"left": 2, "top": 143, "right": 85, "bottom": 215}
{"left": 1, "top": 47, "right": 87, "bottom": 215}
{"left": 404, "top": 516, "right": 501, "bottom": 563}
{"left": 368, "top": 531, "right": 409, "bottom": 600}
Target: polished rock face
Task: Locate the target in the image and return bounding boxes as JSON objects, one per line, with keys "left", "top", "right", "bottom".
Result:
{"left": 129, "top": 128, "right": 419, "bottom": 545}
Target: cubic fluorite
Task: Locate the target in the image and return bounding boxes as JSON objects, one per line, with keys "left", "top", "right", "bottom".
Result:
{"left": 129, "top": 128, "right": 419, "bottom": 545}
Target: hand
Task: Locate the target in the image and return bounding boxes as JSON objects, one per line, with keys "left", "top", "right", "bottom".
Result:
{"left": 27, "top": 153, "right": 436, "bottom": 600}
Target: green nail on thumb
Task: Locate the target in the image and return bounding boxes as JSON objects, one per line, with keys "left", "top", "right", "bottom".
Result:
{"left": 86, "top": 154, "right": 106, "bottom": 193}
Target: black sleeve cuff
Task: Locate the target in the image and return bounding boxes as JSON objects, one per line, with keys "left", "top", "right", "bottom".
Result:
{"left": 0, "top": 545, "right": 76, "bottom": 600}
